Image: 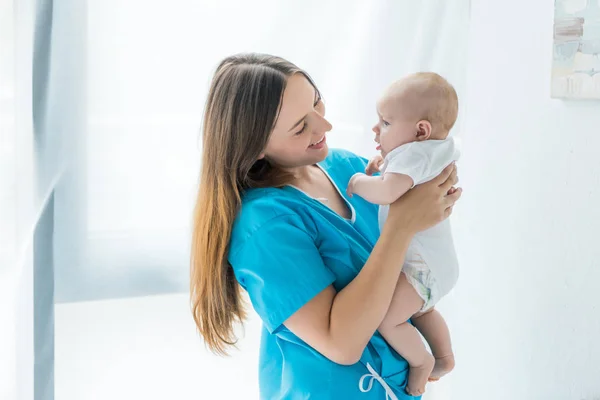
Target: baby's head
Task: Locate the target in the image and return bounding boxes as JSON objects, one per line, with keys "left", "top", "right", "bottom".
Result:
{"left": 373, "top": 72, "right": 458, "bottom": 157}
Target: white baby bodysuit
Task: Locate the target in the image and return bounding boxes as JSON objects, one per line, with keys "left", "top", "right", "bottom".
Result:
{"left": 379, "top": 137, "right": 461, "bottom": 311}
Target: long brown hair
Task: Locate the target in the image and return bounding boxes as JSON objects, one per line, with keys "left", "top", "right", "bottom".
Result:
{"left": 191, "top": 53, "right": 320, "bottom": 355}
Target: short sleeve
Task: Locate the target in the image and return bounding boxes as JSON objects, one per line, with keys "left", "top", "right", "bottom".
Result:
{"left": 229, "top": 214, "right": 336, "bottom": 333}
{"left": 384, "top": 146, "right": 429, "bottom": 184}
{"left": 384, "top": 139, "right": 459, "bottom": 185}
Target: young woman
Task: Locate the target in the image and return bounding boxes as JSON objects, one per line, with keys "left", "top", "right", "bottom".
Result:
{"left": 191, "top": 53, "right": 461, "bottom": 399}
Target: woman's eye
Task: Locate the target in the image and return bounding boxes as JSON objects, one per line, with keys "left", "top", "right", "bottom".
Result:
{"left": 295, "top": 124, "right": 306, "bottom": 135}
{"left": 295, "top": 96, "right": 322, "bottom": 135}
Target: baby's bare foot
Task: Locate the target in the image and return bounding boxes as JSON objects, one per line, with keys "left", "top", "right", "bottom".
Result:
{"left": 428, "top": 354, "right": 455, "bottom": 382}
{"left": 406, "top": 354, "right": 435, "bottom": 396}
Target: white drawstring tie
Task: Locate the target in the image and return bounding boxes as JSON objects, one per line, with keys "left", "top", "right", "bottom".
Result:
{"left": 358, "top": 362, "right": 399, "bottom": 400}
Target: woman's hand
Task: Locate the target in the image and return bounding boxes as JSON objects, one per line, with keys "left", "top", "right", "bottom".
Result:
{"left": 386, "top": 163, "right": 461, "bottom": 234}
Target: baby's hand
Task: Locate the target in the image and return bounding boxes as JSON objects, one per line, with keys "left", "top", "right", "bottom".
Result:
{"left": 366, "top": 155, "right": 384, "bottom": 176}
{"left": 346, "top": 173, "right": 363, "bottom": 198}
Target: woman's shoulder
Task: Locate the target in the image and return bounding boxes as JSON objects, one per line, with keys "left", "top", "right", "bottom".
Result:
{"left": 230, "top": 188, "right": 309, "bottom": 250}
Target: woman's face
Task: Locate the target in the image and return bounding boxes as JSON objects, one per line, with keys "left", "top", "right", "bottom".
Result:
{"left": 262, "top": 74, "right": 332, "bottom": 170}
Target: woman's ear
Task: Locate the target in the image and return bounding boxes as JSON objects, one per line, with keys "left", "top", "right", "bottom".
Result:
{"left": 415, "top": 120, "right": 432, "bottom": 141}
{"left": 257, "top": 153, "right": 265, "bottom": 160}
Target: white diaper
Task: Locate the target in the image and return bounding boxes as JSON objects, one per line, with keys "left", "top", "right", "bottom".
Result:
{"left": 381, "top": 214, "right": 459, "bottom": 312}
{"left": 402, "top": 250, "right": 439, "bottom": 312}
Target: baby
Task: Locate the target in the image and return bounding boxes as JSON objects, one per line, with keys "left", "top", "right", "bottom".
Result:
{"left": 347, "top": 72, "right": 460, "bottom": 396}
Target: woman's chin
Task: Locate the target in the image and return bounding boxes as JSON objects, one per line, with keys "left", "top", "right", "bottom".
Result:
{"left": 307, "top": 144, "right": 329, "bottom": 162}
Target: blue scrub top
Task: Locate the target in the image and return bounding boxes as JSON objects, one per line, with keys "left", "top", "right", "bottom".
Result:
{"left": 229, "top": 149, "right": 418, "bottom": 399}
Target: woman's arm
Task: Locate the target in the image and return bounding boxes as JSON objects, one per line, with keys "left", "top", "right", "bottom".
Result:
{"left": 284, "top": 225, "right": 412, "bottom": 365}
{"left": 284, "top": 163, "right": 460, "bottom": 365}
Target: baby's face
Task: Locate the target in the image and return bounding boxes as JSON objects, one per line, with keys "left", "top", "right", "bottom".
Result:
{"left": 372, "top": 95, "right": 417, "bottom": 157}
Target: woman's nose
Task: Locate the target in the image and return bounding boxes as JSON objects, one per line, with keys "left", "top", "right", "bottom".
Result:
{"left": 322, "top": 117, "right": 332, "bottom": 132}
{"left": 315, "top": 113, "right": 332, "bottom": 133}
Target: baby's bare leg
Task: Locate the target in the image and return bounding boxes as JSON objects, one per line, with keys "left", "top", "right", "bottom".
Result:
{"left": 378, "top": 273, "right": 434, "bottom": 396}
{"left": 412, "top": 307, "right": 455, "bottom": 381}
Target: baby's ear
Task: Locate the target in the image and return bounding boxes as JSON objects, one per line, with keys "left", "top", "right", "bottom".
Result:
{"left": 415, "top": 120, "right": 432, "bottom": 141}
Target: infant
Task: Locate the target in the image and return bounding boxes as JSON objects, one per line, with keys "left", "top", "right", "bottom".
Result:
{"left": 347, "top": 72, "right": 460, "bottom": 396}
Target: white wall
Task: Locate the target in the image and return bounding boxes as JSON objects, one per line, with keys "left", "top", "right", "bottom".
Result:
{"left": 438, "top": 1, "right": 600, "bottom": 399}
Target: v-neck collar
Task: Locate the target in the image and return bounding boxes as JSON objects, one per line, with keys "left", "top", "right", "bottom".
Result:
{"left": 285, "top": 164, "right": 356, "bottom": 224}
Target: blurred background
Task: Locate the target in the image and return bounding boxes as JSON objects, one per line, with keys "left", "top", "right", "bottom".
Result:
{"left": 2, "top": 0, "right": 600, "bottom": 399}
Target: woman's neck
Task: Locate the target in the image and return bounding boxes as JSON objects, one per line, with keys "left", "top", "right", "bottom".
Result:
{"left": 288, "top": 164, "right": 319, "bottom": 186}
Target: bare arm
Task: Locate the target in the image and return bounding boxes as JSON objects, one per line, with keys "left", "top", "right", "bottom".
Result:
{"left": 284, "top": 163, "right": 460, "bottom": 365}
{"left": 347, "top": 172, "right": 414, "bottom": 205}
{"left": 285, "top": 223, "right": 412, "bottom": 364}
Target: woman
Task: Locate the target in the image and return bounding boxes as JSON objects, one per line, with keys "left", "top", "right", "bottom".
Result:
{"left": 191, "top": 53, "right": 461, "bottom": 399}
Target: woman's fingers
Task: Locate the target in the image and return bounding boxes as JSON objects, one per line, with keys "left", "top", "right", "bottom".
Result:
{"left": 444, "top": 206, "right": 454, "bottom": 219}
{"left": 439, "top": 165, "right": 458, "bottom": 193}
{"left": 433, "top": 163, "right": 455, "bottom": 186}
{"left": 444, "top": 187, "right": 462, "bottom": 208}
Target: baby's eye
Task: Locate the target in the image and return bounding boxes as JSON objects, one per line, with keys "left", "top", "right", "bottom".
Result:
{"left": 382, "top": 120, "right": 390, "bottom": 127}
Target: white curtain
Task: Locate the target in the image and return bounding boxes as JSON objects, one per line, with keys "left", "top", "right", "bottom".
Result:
{"left": 1, "top": 1, "right": 470, "bottom": 398}
{"left": 2, "top": 0, "right": 82, "bottom": 398}
{"left": 55, "top": 0, "right": 471, "bottom": 303}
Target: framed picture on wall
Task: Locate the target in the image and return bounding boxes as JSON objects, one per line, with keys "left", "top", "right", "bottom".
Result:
{"left": 551, "top": 0, "right": 600, "bottom": 99}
